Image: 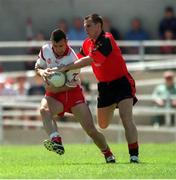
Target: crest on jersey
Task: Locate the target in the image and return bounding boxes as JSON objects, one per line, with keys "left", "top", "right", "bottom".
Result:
{"left": 47, "top": 58, "right": 52, "bottom": 64}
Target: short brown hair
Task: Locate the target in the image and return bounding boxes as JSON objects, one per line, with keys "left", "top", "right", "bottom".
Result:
{"left": 84, "top": 13, "right": 103, "bottom": 28}
{"left": 50, "top": 28, "right": 66, "bottom": 42}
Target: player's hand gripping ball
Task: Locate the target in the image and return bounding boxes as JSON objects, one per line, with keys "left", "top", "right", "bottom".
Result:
{"left": 47, "top": 72, "right": 66, "bottom": 87}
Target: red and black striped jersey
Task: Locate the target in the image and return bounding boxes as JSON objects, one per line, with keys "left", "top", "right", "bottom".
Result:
{"left": 78, "top": 31, "right": 129, "bottom": 82}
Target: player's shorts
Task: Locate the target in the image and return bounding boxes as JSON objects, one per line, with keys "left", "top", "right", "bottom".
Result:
{"left": 45, "top": 85, "right": 85, "bottom": 116}
{"left": 97, "top": 73, "right": 138, "bottom": 108}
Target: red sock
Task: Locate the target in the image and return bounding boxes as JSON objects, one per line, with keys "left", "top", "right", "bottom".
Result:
{"left": 52, "top": 136, "right": 62, "bottom": 143}
{"left": 101, "top": 147, "right": 113, "bottom": 157}
{"left": 128, "top": 142, "right": 139, "bottom": 156}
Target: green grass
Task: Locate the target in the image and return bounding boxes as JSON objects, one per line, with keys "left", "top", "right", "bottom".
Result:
{"left": 0, "top": 143, "right": 176, "bottom": 179}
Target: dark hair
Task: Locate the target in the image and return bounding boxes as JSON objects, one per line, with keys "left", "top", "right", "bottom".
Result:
{"left": 84, "top": 13, "right": 103, "bottom": 28}
{"left": 50, "top": 28, "right": 66, "bottom": 42}
{"left": 165, "top": 6, "right": 174, "bottom": 13}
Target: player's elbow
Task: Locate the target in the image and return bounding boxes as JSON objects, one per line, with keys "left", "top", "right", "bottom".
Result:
{"left": 40, "top": 106, "right": 50, "bottom": 116}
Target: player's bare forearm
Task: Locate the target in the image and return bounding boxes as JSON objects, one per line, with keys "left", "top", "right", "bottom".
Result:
{"left": 70, "top": 56, "right": 93, "bottom": 69}
{"left": 53, "top": 56, "right": 93, "bottom": 72}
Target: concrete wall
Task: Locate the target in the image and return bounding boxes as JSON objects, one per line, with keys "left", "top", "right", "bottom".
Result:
{"left": 0, "top": 0, "right": 176, "bottom": 40}
{"left": 3, "top": 126, "right": 176, "bottom": 144}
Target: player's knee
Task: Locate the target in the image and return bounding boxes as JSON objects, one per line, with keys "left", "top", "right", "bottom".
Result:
{"left": 99, "top": 123, "right": 108, "bottom": 129}
{"left": 40, "top": 106, "right": 50, "bottom": 115}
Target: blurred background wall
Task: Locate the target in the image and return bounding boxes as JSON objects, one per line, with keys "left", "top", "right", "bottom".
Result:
{"left": 0, "top": 0, "right": 176, "bottom": 40}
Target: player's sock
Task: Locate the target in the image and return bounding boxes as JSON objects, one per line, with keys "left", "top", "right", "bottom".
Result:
{"left": 101, "top": 146, "right": 116, "bottom": 163}
{"left": 43, "top": 138, "right": 64, "bottom": 155}
{"left": 49, "top": 131, "right": 60, "bottom": 139}
{"left": 101, "top": 146, "right": 113, "bottom": 157}
{"left": 49, "top": 132, "right": 62, "bottom": 144}
{"left": 51, "top": 136, "right": 62, "bottom": 143}
{"left": 128, "top": 142, "right": 139, "bottom": 157}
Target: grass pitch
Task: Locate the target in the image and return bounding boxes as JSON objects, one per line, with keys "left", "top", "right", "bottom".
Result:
{"left": 0, "top": 143, "right": 176, "bottom": 179}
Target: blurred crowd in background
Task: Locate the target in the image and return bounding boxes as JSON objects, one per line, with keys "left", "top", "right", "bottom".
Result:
{"left": 0, "top": 6, "right": 176, "bottom": 126}
{"left": 0, "top": 5, "right": 176, "bottom": 72}
{"left": 26, "top": 6, "right": 176, "bottom": 41}
{"left": 23, "top": 6, "right": 176, "bottom": 97}
{"left": 0, "top": 5, "right": 175, "bottom": 96}
{"left": 25, "top": 6, "right": 176, "bottom": 53}
{"left": 19, "top": 6, "right": 175, "bottom": 71}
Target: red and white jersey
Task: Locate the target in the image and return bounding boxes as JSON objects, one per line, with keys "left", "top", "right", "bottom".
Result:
{"left": 35, "top": 43, "right": 80, "bottom": 87}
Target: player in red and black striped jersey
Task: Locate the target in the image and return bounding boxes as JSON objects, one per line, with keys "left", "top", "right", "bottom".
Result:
{"left": 56, "top": 14, "right": 139, "bottom": 163}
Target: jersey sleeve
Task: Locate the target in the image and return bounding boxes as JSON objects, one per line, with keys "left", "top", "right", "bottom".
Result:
{"left": 69, "top": 48, "right": 78, "bottom": 62}
{"left": 65, "top": 48, "right": 81, "bottom": 87}
{"left": 65, "top": 69, "right": 81, "bottom": 87}
{"left": 89, "top": 37, "right": 112, "bottom": 63}
{"left": 35, "top": 48, "right": 47, "bottom": 69}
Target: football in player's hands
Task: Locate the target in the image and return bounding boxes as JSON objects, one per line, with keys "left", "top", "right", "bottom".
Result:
{"left": 47, "top": 72, "right": 66, "bottom": 87}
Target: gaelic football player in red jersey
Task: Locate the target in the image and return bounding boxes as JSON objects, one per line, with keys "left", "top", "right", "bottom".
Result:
{"left": 35, "top": 28, "right": 115, "bottom": 163}
{"left": 55, "top": 14, "right": 139, "bottom": 163}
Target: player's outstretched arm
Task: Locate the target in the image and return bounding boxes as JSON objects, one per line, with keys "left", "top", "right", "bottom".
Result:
{"left": 52, "top": 56, "right": 93, "bottom": 73}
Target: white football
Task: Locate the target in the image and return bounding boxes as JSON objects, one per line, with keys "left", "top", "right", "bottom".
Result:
{"left": 47, "top": 72, "right": 66, "bottom": 87}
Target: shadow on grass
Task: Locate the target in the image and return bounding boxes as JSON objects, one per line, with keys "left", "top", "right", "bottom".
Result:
{"left": 56, "top": 162, "right": 148, "bottom": 165}
{"left": 57, "top": 162, "right": 117, "bottom": 165}
{"left": 47, "top": 160, "right": 176, "bottom": 166}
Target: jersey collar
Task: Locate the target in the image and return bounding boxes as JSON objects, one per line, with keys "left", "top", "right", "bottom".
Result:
{"left": 95, "top": 31, "right": 105, "bottom": 44}
{"left": 91, "top": 31, "right": 105, "bottom": 44}
{"left": 52, "top": 45, "right": 69, "bottom": 59}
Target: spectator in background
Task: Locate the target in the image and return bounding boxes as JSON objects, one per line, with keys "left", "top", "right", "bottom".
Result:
{"left": 103, "top": 17, "right": 121, "bottom": 40}
{"left": 27, "top": 75, "right": 45, "bottom": 95}
{"left": 14, "top": 76, "right": 30, "bottom": 96}
{"left": 0, "top": 76, "right": 16, "bottom": 96}
{"left": 57, "top": 19, "right": 69, "bottom": 35}
{"left": 0, "top": 77, "right": 9, "bottom": 95}
{"left": 125, "top": 18, "right": 150, "bottom": 54}
{"left": 0, "top": 76, "right": 17, "bottom": 121}
{"left": 160, "top": 30, "right": 176, "bottom": 54}
{"left": 159, "top": 6, "right": 176, "bottom": 39}
{"left": 125, "top": 18, "right": 150, "bottom": 41}
{"left": 68, "top": 17, "right": 87, "bottom": 40}
{"left": 25, "top": 31, "right": 46, "bottom": 70}
{"left": 13, "top": 75, "right": 33, "bottom": 125}
{"left": 152, "top": 71, "right": 176, "bottom": 126}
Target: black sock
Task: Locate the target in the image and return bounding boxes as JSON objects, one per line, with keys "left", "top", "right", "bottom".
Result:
{"left": 128, "top": 142, "right": 139, "bottom": 156}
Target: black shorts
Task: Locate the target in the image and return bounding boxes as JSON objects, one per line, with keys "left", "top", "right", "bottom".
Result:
{"left": 97, "top": 74, "right": 138, "bottom": 108}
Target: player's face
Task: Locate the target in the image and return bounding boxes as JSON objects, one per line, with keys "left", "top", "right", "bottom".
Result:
{"left": 165, "top": 76, "right": 174, "bottom": 87}
{"left": 52, "top": 39, "right": 67, "bottom": 56}
{"left": 84, "top": 19, "right": 100, "bottom": 39}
